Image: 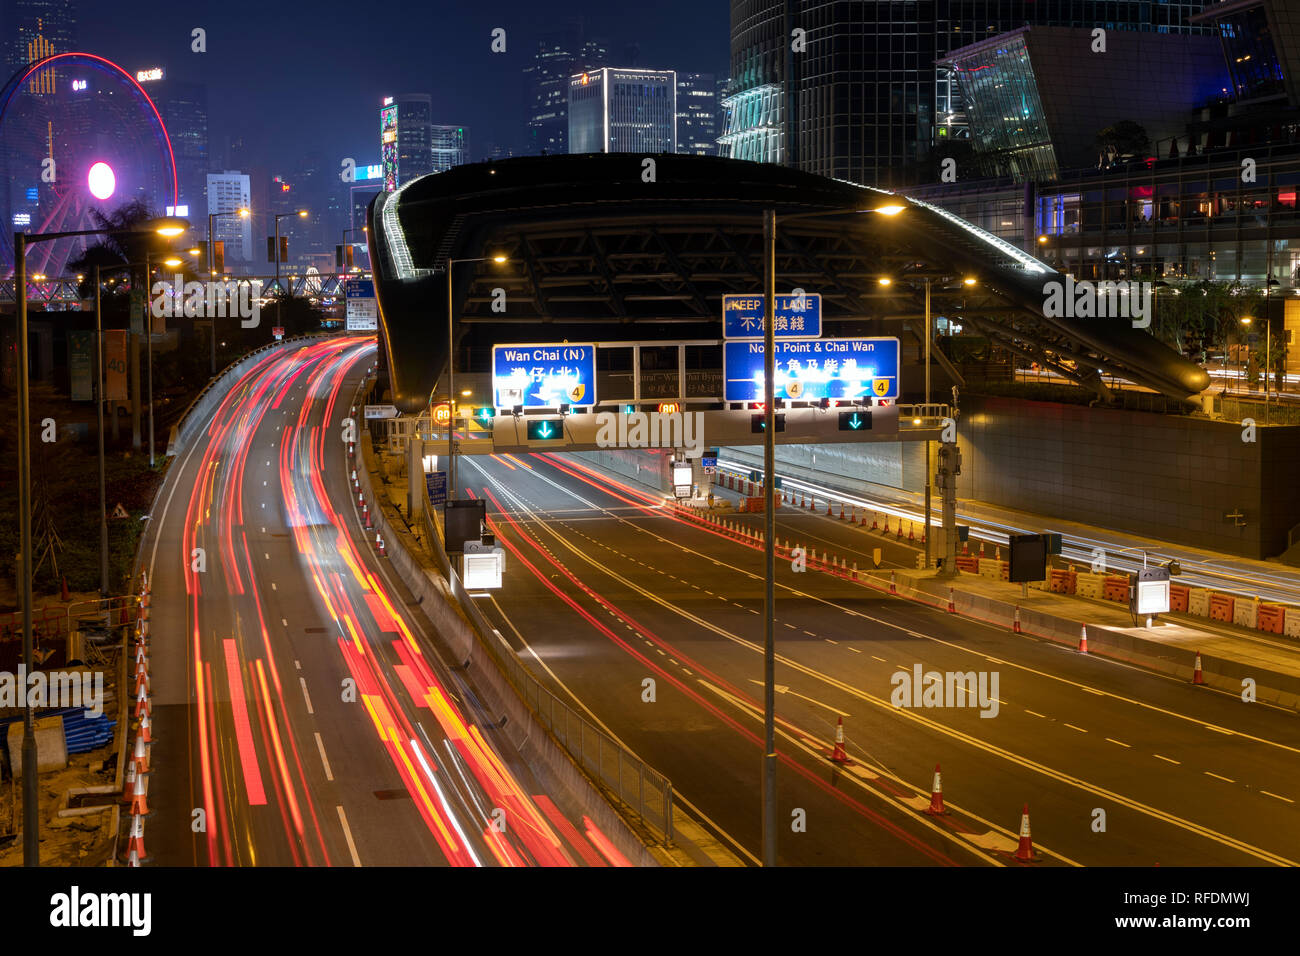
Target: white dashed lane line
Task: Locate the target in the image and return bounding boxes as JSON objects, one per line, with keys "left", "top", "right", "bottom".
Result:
{"left": 1153, "top": 754, "right": 1181, "bottom": 765}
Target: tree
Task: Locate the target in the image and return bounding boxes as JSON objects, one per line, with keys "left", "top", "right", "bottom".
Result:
{"left": 1095, "top": 120, "right": 1151, "bottom": 165}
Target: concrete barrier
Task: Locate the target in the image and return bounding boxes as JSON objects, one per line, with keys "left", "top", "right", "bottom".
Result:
{"left": 1075, "top": 573, "right": 1105, "bottom": 600}
{"left": 1188, "top": 588, "right": 1211, "bottom": 617}
{"left": 977, "top": 559, "right": 1005, "bottom": 581}
{"left": 1170, "top": 584, "right": 1189, "bottom": 612}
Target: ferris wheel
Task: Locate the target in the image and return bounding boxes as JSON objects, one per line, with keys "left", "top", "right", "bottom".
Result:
{"left": 0, "top": 52, "right": 178, "bottom": 277}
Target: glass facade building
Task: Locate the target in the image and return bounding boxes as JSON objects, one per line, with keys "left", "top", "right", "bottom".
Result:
{"left": 523, "top": 22, "right": 608, "bottom": 156}
{"left": 568, "top": 68, "right": 677, "bottom": 154}
{"left": 430, "top": 125, "right": 468, "bottom": 174}
{"left": 676, "top": 72, "right": 720, "bottom": 155}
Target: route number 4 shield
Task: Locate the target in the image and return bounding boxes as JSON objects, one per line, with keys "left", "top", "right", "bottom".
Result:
{"left": 567, "top": 382, "right": 586, "bottom": 403}
{"left": 872, "top": 378, "right": 891, "bottom": 396}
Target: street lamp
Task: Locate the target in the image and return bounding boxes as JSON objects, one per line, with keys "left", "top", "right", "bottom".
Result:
{"left": 762, "top": 201, "right": 907, "bottom": 867}
{"left": 445, "top": 254, "right": 509, "bottom": 508}
{"left": 207, "top": 207, "right": 250, "bottom": 374}
{"left": 274, "top": 210, "right": 309, "bottom": 293}
{"left": 14, "top": 216, "right": 188, "bottom": 866}
{"left": 1241, "top": 315, "right": 1253, "bottom": 393}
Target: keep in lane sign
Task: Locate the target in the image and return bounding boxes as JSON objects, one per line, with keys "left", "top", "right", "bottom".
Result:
{"left": 723, "top": 293, "right": 821, "bottom": 339}
{"left": 723, "top": 337, "right": 900, "bottom": 402}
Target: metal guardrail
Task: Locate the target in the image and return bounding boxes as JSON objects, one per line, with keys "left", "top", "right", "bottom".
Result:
{"left": 355, "top": 377, "right": 676, "bottom": 844}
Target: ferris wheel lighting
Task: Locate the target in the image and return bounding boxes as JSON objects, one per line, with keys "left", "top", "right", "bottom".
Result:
{"left": 87, "top": 161, "right": 115, "bottom": 200}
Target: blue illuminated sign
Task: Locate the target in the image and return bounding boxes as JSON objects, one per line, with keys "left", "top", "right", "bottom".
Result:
{"left": 723, "top": 337, "right": 900, "bottom": 402}
{"left": 493, "top": 343, "right": 597, "bottom": 408}
{"left": 723, "top": 292, "right": 821, "bottom": 339}
{"left": 356, "top": 164, "right": 383, "bottom": 181}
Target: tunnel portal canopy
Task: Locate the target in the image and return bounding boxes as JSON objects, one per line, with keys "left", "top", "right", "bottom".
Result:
{"left": 369, "top": 153, "right": 1209, "bottom": 414}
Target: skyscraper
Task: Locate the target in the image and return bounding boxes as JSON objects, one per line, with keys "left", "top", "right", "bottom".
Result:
{"left": 2, "top": 0, "right": 77, "bottom": 79}
{"left": 150, "top": 75, "right": 209, "bottom": 216}
{"left": 430, "top": 125, "right": 469, "bottom": 173}
{"left": 380, "top": 94, "right": 434, "bottom": 188}
{"left": 676, "top": 73, "right": 720, "bottom": 155}
{"left": 524, "top": 20, "right": 608, "bottom": 156}
{"left": 206, "top": 171, "right": 253, "bottom": 264}
{"left": 569, "top": 68, "right": 677, "bottom": 154}
{"left": 722, "top": 0, "right": 1211, "bottom": 187}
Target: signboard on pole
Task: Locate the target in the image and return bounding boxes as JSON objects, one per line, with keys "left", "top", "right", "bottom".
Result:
{"left": 425, "top": 470, "right": 447, "bottom": 508}
{"left": 103, "top": 330, "right": 128, "bottom": 401}
{"left": 364, "top": 404, "right": 398, "bottom": 419}
{"left": 272, "top": 326, "right": 285, "bottom": 341}
{"left": 722, "top": 337, "right": 900, "bottom": 402}
{"left": 492, "top": 343, "right": 597, "bottom": 408}
{"left": 1133, "top": 566, "right": 1171, "bottom": 616}
{"left": 68, "top": 330, "right": 93, "bottom": 401}
{"left": 723, "top": 292, "right": 821, "bottom": 339}
{"left": 345, "top": 278, "right": 378, "bottom": 331}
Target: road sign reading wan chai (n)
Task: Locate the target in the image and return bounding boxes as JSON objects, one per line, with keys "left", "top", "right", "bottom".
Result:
{"left": 492, "top": 343, "right": 596, "bottom": 409}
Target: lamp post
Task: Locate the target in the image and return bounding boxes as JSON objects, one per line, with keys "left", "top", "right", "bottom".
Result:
{"left": 93, "top": 265, "right": 109, "bottom": 599}
{"left": 1241, "top": 316, "right": 1254, "bottom": 396}
{"left": 762, "top": 200, "right": 906, "bottom": 867}
{"left": 207, "top": 207, "right": 249, "bottom": 374}
{"left": 274, "top": 210, "right": 308, "bottom": 294}
{"left": 445, "top": 254, "right": 508, "bottom": 509}
{"left": 13, "top": 216, "right": 188, "bottom": 866}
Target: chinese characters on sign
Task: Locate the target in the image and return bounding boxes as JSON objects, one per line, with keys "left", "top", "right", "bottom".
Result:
{"left": 722, "top": 337, "right": 900, "bottom": 402}
{"left": 492, "top": 344, "right": 598, "bottom": 408}
{"left": 723, "top": 293, "right": 822, "bottom": 339}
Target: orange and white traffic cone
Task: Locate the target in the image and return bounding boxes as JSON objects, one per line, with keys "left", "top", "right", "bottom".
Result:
{"left": 1013, "top": 605, "right": 1022, "bottom": 633}
{"left": 883, "top": 515, "right": 891, "bottom": 535}
{"left": 376, "top": 533, "right": 386, "bottom": 556}
{"left": 890, "top": 571, "right": 898, "bottom": 595}
{"left": 829, "top": 717, "right": 851, "bottom": 764}
{"left": 122, "top": 762, "right": 136, "bottom": 804}
{"left": 138, "top": 711, "right": 152, "bottom": 744}
{"left": 1078, "top": 626, "right": 1088, "bottom": 654}
{"left": 132, "top": 734, "right": 150, "bottom": 775}
{"left": 852, "top": 562, "right": 858, "bottom": 580}
{"left": 826, "top": 500, "right": 833, "bottom": 516}
{"left": 925, "top": 764, "right": 948, "bottom": 815}
{"left": 1013, "top": 804, "right": 1038, "bottom": 862}
{"left": 979, "top": 541, "right": 986, "bottom": 557}
{"left": 872, "top": 513, "right": 879, "bottom": 530}
{"left": 908, "top": 521, "right": 915, "bottom": 542}
{"left": 134, "top": 684, "right": 151, "bottom": 719}
{"left": 947, "top": 586, "right": 956, "bottom": 613}
{"left": 129, "top": 770, "right": 149, "bottom": 817}
{"left": 1193, "top": 651, "right": 1204, "bottom": 685}
{"left": 124, "top": 813, "right": 148, "bottom": 863}
{"left": 60, "top": 575, "right": 70, "bottom": 602}
{"left": 838, "top": 504, "right": 846, "bottom": 521}
{"left": 859, "top": 512, "right": 868, "bottom": 527}
{"left": 896, "top": 522, "right": 904, "bottom": 540}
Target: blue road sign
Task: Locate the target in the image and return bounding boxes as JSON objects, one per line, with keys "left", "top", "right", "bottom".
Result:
{"left": 723, "top": 293, "right": 821, "bottom": 339}
{"left": 492, "top": 343, "right": 597, "bottom": 408}
{"left": 344, "top": 278, "right": 375, "bottom": 298}
{"left": 426, "top": 471, "right": 447, "bottom": 508}
{"left": 723, "top": 337, "right": 900, "bottom": 402}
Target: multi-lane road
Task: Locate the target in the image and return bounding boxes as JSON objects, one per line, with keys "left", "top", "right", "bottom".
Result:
{"left": 140, "top": 338, "right": 622, "bottom": 867}
{"left": 462, "top": 450, "right": 1300, "bottom": 866}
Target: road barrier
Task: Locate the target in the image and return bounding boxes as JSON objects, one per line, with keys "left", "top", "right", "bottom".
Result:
{"left": 1233, "top": 597, "right": 1259, "bottom": 630}
{"left": 1258, "top": 604, "right": 1285, "bottom": 635}
{"left": 1208, "top": 592, "right": 1235, "bottom": 623}
{"left": 1170, "top": 584, "right": 1189, "bottom": 612}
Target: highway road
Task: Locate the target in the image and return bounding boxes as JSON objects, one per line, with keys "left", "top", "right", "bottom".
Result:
{"left": 139, "top": 337, "right": 622, "bottom": 867}
{"left": 715, "top": 454, "right": 1300, "bottom": 607}
{"left": 463, "top": 449, "right": 1300, "bottom": 866}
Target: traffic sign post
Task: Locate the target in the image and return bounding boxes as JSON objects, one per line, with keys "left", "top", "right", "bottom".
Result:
{"left": 723, "top": 337, "right": 900, "bottom": 402}
{"left": 425, "top": 471, "right": 447, "bottom": 509}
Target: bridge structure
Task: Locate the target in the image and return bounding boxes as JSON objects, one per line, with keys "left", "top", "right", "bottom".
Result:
{"left": 366, "top": 152, "right": 1210, "bottom": 421}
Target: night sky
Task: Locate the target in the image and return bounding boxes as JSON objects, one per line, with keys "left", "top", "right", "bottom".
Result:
{"left": 79, "top": 0, "right": 731, "bottom": 172}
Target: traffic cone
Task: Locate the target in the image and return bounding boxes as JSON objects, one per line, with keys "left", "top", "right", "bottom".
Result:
{"left": 995, "top": 546, "right": 1002, "bottom": 561}
{"left": 806, "top": 496, "right": 813, "bottom": 511}
{"left": 925, "top": 764, "right": 948, "bottom": 815}
{"left": 131, "top": 734, "right": 150, "bottom": 775}
{"left": 129, "top": 771, "right": 149, "bottom": 817}
{"left": 138, "top": 711, "right": 152, "bottom": 743}
{"left": 962, "top": 541, "right": 969, "bottom": 556}
{"left": 122, "top": 762, "right": 136, "bottom": 803}
{"left": 826, "top": 500, "right": 833, "bottom": 516}
{"left": 852, "top": 562, "right": 858, "bottom": 580}
{"left": 890, "top": 571, "right": 898, "bottom": 595}
{"left": 1193, "top": 651, "right": 1204, "bottom": 685}
{"left": 896, "top": 521, "right": 904, "bottom": 539}
{"left": 859, "top": 512, "right": 868, "bottom": 527}
{"left": 829, "top": 717, "right": 850, "bottom": 764}
{"left": 376, "top": 533, "right": 386, "bottom": 556}
{"left": 1078, "top": 626, "right": 1088, "bottom": 653}
{"left": 348, "top": 441, "right": 355, "bottom": 457}
{"left": 124, "top": 813, "right": 148, "bottom": 863}
{"left": 947, "top": 586, "right": 956, "bottom": 613}
{"left": 134, "top": 684, "right": 150, "bottom": 719}
{"left": 134, "top": 643, "right": 148, "bottom": 666}
{"left": 883, "top": 515, "right": 890, "bottom": 535}
{"left": 60, "top": 575, "right": 70, "bottom": 602}
{"left": 979, "top": 541, "right": 986, "bottom": 557}
{"left": 1013, "top": 605, "right": 1022, "bottom": 633}
{"left": 1013, "top": 804, "right": 1038, "bottom": 862}
{"left": 838, "top": 504, "right": 846, "bottom": 520}
{"left": 134, "top": 662, "right": 149, "bottom": 696}
{"left": 364, "top": 505, "right": 373, "bottom": 530}
{"left": 908, "top": 521, "right": 915, "bottom": 542}
{"left": 872, "top": 513, "right": 879, "bottom": 530}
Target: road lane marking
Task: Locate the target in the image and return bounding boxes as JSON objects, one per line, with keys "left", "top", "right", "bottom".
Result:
{"left": 847, "top": 647, "right": 861, "bottom": 653}
{"left": 1154, "top": 754, "right": 1181, "bottom": 765}
{"left": 1261, "top": 791, "right": 1293, "bottom": 803}
{"left": 315, "top": 732, "right": 333, "bottom": 780}
{"left": 1064, "top": 723, "right": 1088, "bottom": 733}
{"left": 1105, "top": 738, "right": 1131, "bottom": 748}
{"left": 299, "top": 677, "right": 314, "bottom": 714}
{"left": 825, "top": 638, "right": 839, "bottom": 645}
{"left": 337, "top": 806, "right": 361, "bottom": 866}
{"left": 745, "top": 679, "right": 850, "bottom": 717}
{"left": 871, "top": 655, "right": 886, "bottom": 662}
{"left": 1204, "top": 771, "right": 1235, "bottom": 783}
